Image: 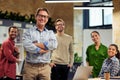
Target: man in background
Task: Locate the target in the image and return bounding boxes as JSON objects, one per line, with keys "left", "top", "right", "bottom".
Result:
{"left": 0, "top": 26, "right": 20, "bottom": 80}
{"left": 50, "top": 18, "right": 74, "bottom": 80}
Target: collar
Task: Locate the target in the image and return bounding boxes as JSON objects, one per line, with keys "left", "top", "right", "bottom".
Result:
{"left": 107, "top": 56, "right": 117, "bottom": 61}
{"left": 34, "top": 25, "right": 48, "bottom": 32}
{"left": 110, "top": 56, "right": 116, "bottom": 61}
{"left": 93, "top": 43, "right": 102, "bottom": 46}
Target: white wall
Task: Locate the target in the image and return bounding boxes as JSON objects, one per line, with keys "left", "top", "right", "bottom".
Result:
{"left": 74, "top": 10, "right": 83, "bottom": 56}
{"left": 0, "top": 26, "right": 9, "bottom": 44}
{"left": 83, "top": 29, "right": 112, "bottom": 66}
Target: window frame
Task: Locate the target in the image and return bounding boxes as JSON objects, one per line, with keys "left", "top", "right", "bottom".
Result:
{"left": 83, "top": 0, "right": 113, "bottom": 29}
{"left": 83, "top": 9, "right": 112, "bottom": 29}
{"left": 90, "top": 0, "right": 112, "bottom": 4}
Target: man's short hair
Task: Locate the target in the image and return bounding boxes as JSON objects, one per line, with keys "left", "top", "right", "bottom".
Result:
{"left": 8, "top": 25, "right": 18, "bottom": 32}
{"left": 35, "top": 7, "right": 49, "bottom": 17}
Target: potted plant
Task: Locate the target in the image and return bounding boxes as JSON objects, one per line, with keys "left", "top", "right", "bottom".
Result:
{"left": 74, "top": 52, "right": 82, "bottom": 64}
{"left": 68, "top": 52, "right": 82, "bottom": 80}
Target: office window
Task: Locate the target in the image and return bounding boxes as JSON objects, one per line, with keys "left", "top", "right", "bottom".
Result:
{"left": 104, "top": 0, "right": 112, "bottom": 1}
{"left": 104, "top": 9, "right": 112, "bottom": 25}
{"left": 89, "top": 9, "right": 102, "bottom": 26}
{"left": 90, "top": 0, "right": 102, "bottom": 3}
{"left": 88, "top": 9, "right": 112, "bottom": 28}
{"left": 90, "top": 0, "right": 112, "bottom": 3}
{"left": 83, "top": 0, "right": 113, "bottom": 29}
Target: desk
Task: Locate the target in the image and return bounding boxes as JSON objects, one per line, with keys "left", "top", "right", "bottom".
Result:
{"left": 88, "top": 76, "right": 120, "bottom": 80}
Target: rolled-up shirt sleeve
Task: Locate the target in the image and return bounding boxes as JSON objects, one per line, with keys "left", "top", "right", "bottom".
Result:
{"left": 44, "top": 31, "right": 58, "bottom": 50}
{"left": 23, "top": 29, "right": 40, "bottom": 53}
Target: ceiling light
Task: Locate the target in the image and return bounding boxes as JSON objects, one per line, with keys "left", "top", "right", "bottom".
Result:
{"left": 74, "top": 6, "right": 114, "bottom": 10}
{"left": 45, "top": 0, "right": 90, "bottom": 3}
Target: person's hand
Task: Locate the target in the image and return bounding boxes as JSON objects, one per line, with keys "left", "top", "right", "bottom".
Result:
{"left": 67, "top": 64, "right": 72, "bottom": 68}
{"left": 16, "top": 59, "right": 22, "bottom": 63}
{"left": 14, "top": 46, "right": 19, "bottom": 52}
{"left": 49, "top": 62, "right": 56, "bottom": 68}
{"left": 39, "top": 49, "right": 48, "bottom": 54}
{"left": 90, "top": 71, "right": 93, "bottom": 75}
{"left": 34, "top": 43, "right": 45, "bottom": 49}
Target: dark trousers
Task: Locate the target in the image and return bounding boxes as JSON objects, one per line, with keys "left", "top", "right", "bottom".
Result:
{"left": 0, "top": 77, "right": 3, "bottom": 80}
{"left": 0, "top": 77, "right": 15, "bottom": 80}
{"left": 51, "top": 64, "right": 70, "bottom": 80}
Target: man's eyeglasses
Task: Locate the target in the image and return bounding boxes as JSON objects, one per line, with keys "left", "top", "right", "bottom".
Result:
{"left": 56, "top": 24, "right": 64, "bottom": 26}
{"left": 37, "top": 14, "right": 49, "bottom": 19}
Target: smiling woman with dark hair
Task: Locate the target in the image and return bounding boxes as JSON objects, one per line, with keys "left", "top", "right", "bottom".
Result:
{"left": 99, "top": 44, "right": 120, "bottom": 77}
{"left": 86, "top": 31, "right": 108, "bottom": 78}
